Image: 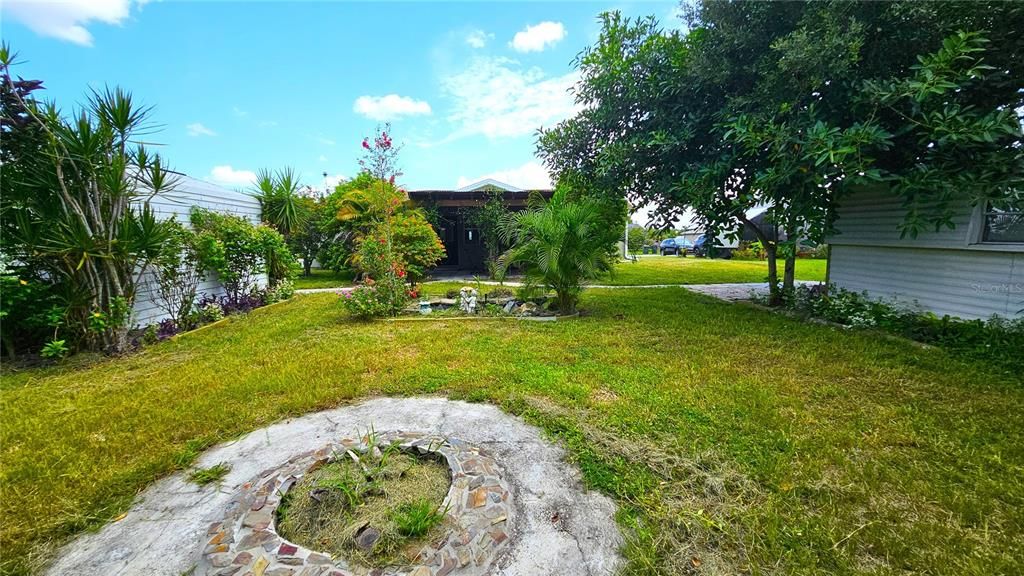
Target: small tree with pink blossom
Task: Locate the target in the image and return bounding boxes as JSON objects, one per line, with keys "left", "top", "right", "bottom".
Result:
{"left": 339, "top": 125, "right": 435, "bottom": 317}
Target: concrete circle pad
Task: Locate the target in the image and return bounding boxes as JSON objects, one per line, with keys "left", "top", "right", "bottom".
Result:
{"left": 46, "top": 397, "right": 623, "bottom": 576}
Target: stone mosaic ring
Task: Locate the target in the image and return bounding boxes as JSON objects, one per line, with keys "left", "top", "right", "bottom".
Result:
{"left": 197, "top": 432, "right": 514, "bottom": 576}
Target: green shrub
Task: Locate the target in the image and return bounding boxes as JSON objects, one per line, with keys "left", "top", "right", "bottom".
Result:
{"left": 199, "top": 302, "right": 224, "bottom": 323}
{"left": 0, "top": 256, "right": 67, "bottom": 358}
{"left": 154, "top": 220, "right": 204, "bottom": 329}
{"left": 780, "top": 284, "right": 1024, "bottom": 374}
{"left": 264, "top": 278, "right": 296, "bottom": 303}
{"left": 387, "top": 213, "right": 446, "bottom": 284}
{"left": 734, "top": 241, "right": 768, "bottom": 261}
{"left": 39, "top": 339, "right": 68, "bottom": 360}
{"left": 189, "top": 208, "right": 296, "bottom": 305}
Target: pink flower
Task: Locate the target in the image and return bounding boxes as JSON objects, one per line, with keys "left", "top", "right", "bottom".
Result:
{"left": 389, "top": 175, "right": 396, "bottom": 185}
{"left": 362, "top": 138, "right": 370, "bottom": 150}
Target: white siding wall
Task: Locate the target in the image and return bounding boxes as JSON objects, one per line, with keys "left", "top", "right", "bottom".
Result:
{"left": 131, "top": 175, "right": 266, "bottom": 327}
{"left": 830, "top": 245, "right": 1021, "bottom": 319}
{"left": 828, "top": 187, "right": 1023, "bottom": 319}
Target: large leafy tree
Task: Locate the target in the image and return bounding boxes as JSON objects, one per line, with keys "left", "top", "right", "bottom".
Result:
{"left": 539, "top": 1, "right": 1024, "bottom": 303}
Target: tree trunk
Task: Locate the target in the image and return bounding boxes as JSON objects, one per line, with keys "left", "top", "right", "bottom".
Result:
{"left": 739, "top": 214, "right": 780, "bottom": 305}
{"left": 782, "top": 223, "right": 799, "bottom": 296}
{"left": 764, "top": 243, "right": 780, "bottom": 305}
{"left": 783, "top": 254, "right": 796, "bottom": 294}
{"left": 3, "top": 334, "right": 17, "bottom": 361}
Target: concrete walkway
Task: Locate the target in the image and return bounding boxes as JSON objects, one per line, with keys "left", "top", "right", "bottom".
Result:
{"left": 46, "top": 398, "right": 622, "bottom": 576}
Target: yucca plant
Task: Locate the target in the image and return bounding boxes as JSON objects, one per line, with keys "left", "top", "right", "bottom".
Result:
{"left": 252, "top": 166, "right": 307, "bottom": 237}
{"left": 1, "top": 44, "right": 176, "bottom": 354}
{"left": 497, "top": 187, "right": 616, "bottom": 314}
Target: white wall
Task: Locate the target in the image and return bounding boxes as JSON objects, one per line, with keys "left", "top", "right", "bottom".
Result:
{"left": 131, "top": 174, "right": 267, "bottom": 327}
{"left": 828, "top": 187, "right": 1023, "bottom": 319}
{"left": 830, "top": 245, "right": 1022, "bottom": 319}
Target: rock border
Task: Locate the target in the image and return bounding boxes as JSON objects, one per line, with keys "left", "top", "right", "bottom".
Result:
{"left": 199, "top": 432, "right": 513, "bottom": 576}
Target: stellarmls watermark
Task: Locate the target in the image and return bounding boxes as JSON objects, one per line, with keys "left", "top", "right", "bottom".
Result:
{"left": 972, "top": 282, "right": 1024, "bottom": 294}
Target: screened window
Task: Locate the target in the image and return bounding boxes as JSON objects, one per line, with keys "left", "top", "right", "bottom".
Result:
{"left": 981, "top": 204, "right": 1024, "bottom": 243}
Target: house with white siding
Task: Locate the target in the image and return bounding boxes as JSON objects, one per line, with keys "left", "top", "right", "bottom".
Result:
{"left": 131, "top": 173, "right": 267, "bottom": 327}
{"left": 828, "top": 187, "right": 1023, "bottom": 320}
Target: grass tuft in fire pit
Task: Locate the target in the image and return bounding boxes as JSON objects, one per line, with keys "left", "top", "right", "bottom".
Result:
{"left": 275, "top": 437, "right": 450, "bottom": 568}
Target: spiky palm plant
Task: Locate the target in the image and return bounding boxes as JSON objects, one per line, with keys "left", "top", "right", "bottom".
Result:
{"left": 497, "top": 187, "right": 615, "bottom": 314}
{"left": 1, "top": 45, "right": 176, "bottom": 353}
{"left": 252, "top": 166, "right": 306, "bottom": 237}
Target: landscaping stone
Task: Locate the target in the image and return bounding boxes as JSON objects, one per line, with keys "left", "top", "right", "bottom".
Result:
{"left": 353, "top": 526, "right": 381, "bottom": 552}
{"left": 45, "top": 398, "right": 622, "bottom": 576}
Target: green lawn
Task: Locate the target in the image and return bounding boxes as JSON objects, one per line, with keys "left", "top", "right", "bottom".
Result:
{"left": 292, "top": 268, "right": 355, "bottom": 290}
{"left": 2, "top": 289, "right": 1021, "bottom": 575}
{"left": 602, "top": 256, "right": 827, "bottom": 285}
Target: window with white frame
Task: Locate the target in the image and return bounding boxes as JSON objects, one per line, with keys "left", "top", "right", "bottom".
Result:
{"left": 981, "top": 203, "right": 1024, "bottom": 243}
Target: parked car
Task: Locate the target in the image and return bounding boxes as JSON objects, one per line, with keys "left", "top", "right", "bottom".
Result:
{"left": 659, "top": 237, "right": 693, "bottom": 256}
{"left": 692, "top": 235, "right": 734, "bottom": 259}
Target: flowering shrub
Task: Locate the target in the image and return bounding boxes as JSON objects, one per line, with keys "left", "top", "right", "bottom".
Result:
{"left": 339, "top": 274, "right": 410, "bottom": 319}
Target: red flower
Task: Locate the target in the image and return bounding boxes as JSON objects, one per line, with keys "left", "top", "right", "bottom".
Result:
{"left": 362, "top": 138, "right": 370, "bottom": 150}
{"left": 408, "top": 290, "right": 418, "bottom": 298}
{"left": 397, "top": 269, "right": 406, "bottom": 278}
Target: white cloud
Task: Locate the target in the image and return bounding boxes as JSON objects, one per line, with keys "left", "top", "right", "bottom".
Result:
{"left": 232, "top": 106, "right": 248, "bottom": 117}
{"left": 465, "top": 29, "right": 493, "bottom": 49}
{"left": 317, "top": 136, "right": 336, "bottom": 146}
{"left": 209, "top": 165, "right": 257, "bottom": 186}
{"left": 457, "top": 161, "right": 553, "bottom": 190}
{"left": 318, "top": 155, "right": 328, "bottom": 162}
{"left": 353, "top": 94, "right": 432, "bottom": 121}
{"left": 258, "top": 120, "right": 278, "bottom": 128}
{"left": 186, "top": 122, "right": 216, "bottom": 137}
{"left": 3, "top": 0, "right": 139, "bottom": 46}
{"left": 510, "top": 21, "right": 566, "bottom": 53}
{"left": 324, "top": 173, "right": 347, "bottom": 189}
{"left": 440, "top": 57, "right": 580, "bottom": 140}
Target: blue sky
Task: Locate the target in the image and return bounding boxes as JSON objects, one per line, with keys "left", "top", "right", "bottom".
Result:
{"left": 2, "top": 0, "right": 682, "bottom": 195}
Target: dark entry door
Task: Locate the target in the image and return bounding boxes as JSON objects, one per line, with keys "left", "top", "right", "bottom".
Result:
{"left": 438, "top": 221, "right": 459, "bottom": 266}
